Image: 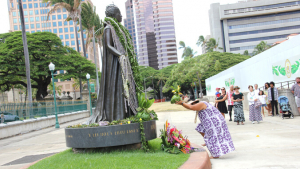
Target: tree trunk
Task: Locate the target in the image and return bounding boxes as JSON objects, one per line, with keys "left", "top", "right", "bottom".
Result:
{"left": 2, "top": 92, "right": 5, "bottom": 103}
{"left": 196, "top": 72, "right": 203, "bottom": 98}
{"left": 36, "top": 84, "right": 48, "bottom": 101}
{"left": 152, "top": 78, "right": 155, "bottom": 99}
{"left": 160, "top": 81, "right": 163, "bottom": 101}
{"left": 74, "top": 18, "right": 82, "bottom": 100}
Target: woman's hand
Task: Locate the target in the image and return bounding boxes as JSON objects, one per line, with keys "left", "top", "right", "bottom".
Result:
{"left": 175, "top": 101, "right": 183, "bottom": 105}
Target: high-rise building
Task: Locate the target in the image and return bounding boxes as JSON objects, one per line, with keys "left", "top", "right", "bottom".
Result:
{"left": 124, "top": 0, "right": 137, "bottom": 55}
{"left": 134, "top": 0, "right": 178, "bottom": 70}
{"left": 209, "top": 0, "right": 300, "bottom": 55}
{"left": 7, "top": 0, "right": 99, "bottom": 99}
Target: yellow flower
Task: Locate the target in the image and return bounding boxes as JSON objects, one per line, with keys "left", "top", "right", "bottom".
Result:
{"left": 172, "top": 90, "right": 175, "bottom": 93}
{"left": 120, "top": 123, "right": 122, "bottom": 125}
{"left": 139, "top": 118, "right": 142, "bottom": 121}
{"left": 128, "top": 121, "right": 131, "bottom": 124}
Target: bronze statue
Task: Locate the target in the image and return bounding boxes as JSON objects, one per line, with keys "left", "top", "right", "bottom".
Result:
{"left": 87, "top": 4, "right": 138, "bottom": 124}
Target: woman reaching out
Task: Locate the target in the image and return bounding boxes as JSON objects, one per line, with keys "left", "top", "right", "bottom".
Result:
{"left": 175, "top": 100, "right": 235, "bottom": 159}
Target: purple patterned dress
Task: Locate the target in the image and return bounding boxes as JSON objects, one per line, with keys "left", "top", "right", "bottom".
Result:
{"left": 195, "top": 102, "right": 235, "bottom": 157}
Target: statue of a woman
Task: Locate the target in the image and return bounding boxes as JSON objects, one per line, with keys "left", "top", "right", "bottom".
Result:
{"left": 87, "top": 4, "right": 138, "bottom": 123}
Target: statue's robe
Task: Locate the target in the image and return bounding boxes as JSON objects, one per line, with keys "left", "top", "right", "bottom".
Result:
{"left": 93, "top": 25, "right": 132, "bottom": 122}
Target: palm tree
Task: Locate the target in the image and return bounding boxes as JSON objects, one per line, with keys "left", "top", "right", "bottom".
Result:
{"left": 48, "top": 82, "right": 62, "bottom": 95}
{"left": 179, "top": 41, "right": 197, "bottom": 58}
{"left": 253, "top": 41, "right": 271, "bottom": 55}
{"left": 94, "top": 15, "right": 104, "bottom": 61}
{"left": 196, "top": 35, "right": 207, "bottom": 47}
{"left": 44, "top": 0, "right": 81, "bottom": 52}
{"left": 206, "top": 38, "right": 223, "bottom": 52}
{"left": 80, "top": 2, "right": 96, "bottom": 50}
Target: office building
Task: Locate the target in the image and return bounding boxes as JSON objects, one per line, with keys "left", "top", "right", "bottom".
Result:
{"left": 7, "top": 0, "right": 99, "bottom": 99}
{"left": 124, "top": 0, "right": 137, "bottom": 55}
{"left": 134, "top": 0, "right": 178, "bottom": 70}
{"left": 209, "top": 0, "right": 300, "bottom": 55}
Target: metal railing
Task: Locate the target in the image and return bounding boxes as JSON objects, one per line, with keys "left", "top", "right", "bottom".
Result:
{"left": 0, "top": 100, "right": 87, "bottom": 121}
{"left": 259, "top": 80, "right": 296, "bottom": 91}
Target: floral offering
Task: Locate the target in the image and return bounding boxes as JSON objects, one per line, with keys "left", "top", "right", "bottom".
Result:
{"left": 171, "top": 85, "right": 182, "bottom": 104}
{"left": 160, "top": 120, "right": 193, "bottom": 154}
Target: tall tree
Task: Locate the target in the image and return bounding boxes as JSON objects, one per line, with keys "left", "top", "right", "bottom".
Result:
{"left": 253, "top": 41, "right": 271, "bottom": 55}
{"left": 196, "top": 35, "right": 207, "bottom": 47}
{"left": 178, "top": 41, "right": 197, "bottom": 58}
{"left": 243, "top": 50, "right": 249, "bottom": 56}
{"left": 206, "top": 38, "right": 223, "bottom": 52}
{"left": 0, "top": 31, "right": 96, "bottom": 100}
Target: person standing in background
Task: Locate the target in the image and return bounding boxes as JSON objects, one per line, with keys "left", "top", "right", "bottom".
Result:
{"left": 215, "top": 88, "right": 221, "bottom": 108}
{"left": 254, "top": 84, "right": 260, "bottom": 97}
{"left": 290, "top": 77, "right": 300, "bottom": 114}
{"left": 227, "top": 85, "right": 234, "bottom": 121}
{"left": 264, "top": 83, "right": 272, "bottom": 116}
{"left": 248, "top": 85, "right": 263, "bottom": 124}
{"left": 258, "top": 90, "right": 267, "bottom": 117}
{"left": 215, "top": 87, "right": 228, "bottom": 118}
{"left": 232, "top": 86, "right": 245, "bottom": 125}
{"left": 268, "top": 81, "right": 279, "bottom": 117}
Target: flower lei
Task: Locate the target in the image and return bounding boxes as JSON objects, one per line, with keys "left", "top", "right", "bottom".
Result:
{"left": 104, "top": 17, "right": 143, "bottom": 94}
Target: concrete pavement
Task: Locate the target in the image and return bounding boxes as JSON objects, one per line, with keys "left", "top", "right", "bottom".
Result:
{"left": 0, "top": 105, "right": 300, "bottom": 169}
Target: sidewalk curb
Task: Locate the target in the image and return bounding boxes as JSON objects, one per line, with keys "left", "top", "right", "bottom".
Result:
{"left": 179, "top": 143, "right": 212, "bottom": 169}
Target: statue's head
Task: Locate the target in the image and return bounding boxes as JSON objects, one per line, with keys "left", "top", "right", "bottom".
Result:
{"left": 105, "top": 4, "right": 122, "bottom": 22}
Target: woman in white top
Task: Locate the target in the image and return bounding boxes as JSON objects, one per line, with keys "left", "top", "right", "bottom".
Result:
{"left": 247, "top": 85, "right": 263, "bottom": 124}
{"left": 258, "top": 90, "right": 267, "bottom": 117}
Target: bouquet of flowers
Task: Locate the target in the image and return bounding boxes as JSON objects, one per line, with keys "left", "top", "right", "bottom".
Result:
{"left": 160, "top": 120, "right": 193, "bottom": 154}
{"left": 171, "top": 85, "right": 182, "bottom": 104}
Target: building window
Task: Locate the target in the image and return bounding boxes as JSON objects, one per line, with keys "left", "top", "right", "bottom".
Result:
{"left": 29, "top": 10, "right": 33, "bottom": 15}
{"left": 64, "top": 21, "right": 68, "bottom": 26}
{"left": 66, "top": 41, "right": 70, "bottom": 46}
{"left": 54, "top": 79, "right": 58, "bottom": 82}
{"left": 11, "top": 2, "right": 14, "bottom": 8}
{"left": 79, "top": 47, "right": 81, "bottom": 51}
{"left": 34, "top": 3, "right": 38, "bottom": 8}
{"left": 52, "top": 15, "right": 56, "bottom": 20}
{"left": 64, "top": 28, "right": 68, "bottom": 33}
{"left": 60, "top": 70, "right": 64, "bottom": 74}
{"left": 13, "top": 12, "right": 16, "bottom": 16}
{"left": 25, "top": 18, "right": 28, "bottom": 22}
{"left": 70, "top": 27, "right": 74, "bottom": 32}
{"left": 24, "top": 11, "right": 28, "bottom": 16}
{"left": 57, "top": 15, "right": 61, "bottom": 19}
{"left": 69, "top": 21, "right": 73, "bottom": 25}
{"left": 30, "top": 24, "right": 34, "bottom": 28}
{"left": 58, "top": 21, "right": 62, "bottom": 26}
{"left": 13, "top": 19, "right": 17, "bottom": 23}
{"left": 35, "top": 10, "right": 38, "bottom": 14}
{"left": 63, "top": 14, "right": 67, "bottom": 19}
{"left": 35, "top": 16, "right": 39, "bottom": 21}
{"left": 63, "top": 8, "right": 66, "bottom": 12}
{"left": 23, "top": 4, "right": 27, "bottom": 9}
{"left": 29, "top": 4, "right": 33, "bottom": 8}
{"left": 53, "top": 29, "right": 57, "bottom": 33}
{"left": 59, "top": 35, "right": 63, "bottom": 40}
{"left": 65, "top": 34, "right": 69, "bottom": 39}
{"left": 36, "top": 23, "right": 40, "bottom": 28}
{"left": 57, "top": 9, "right": 61, "bottom": 13}
{"left": 25, "top": 24, "right": 29, "bottom": 29}
{"left": 83, "top": 34, "right": 86, "bottom": 38}
{"left": 31, "top": 31, "right": 35, "bottom": 33}
{"left": 30, "top": 17, "right": 34, "bottom": 22}
{"left": 14, "top": 25, "right": 18, "bottom": 30}
{"left": 71, "top": 41, "right": 75, "bottom": 45}
{"left": 59, "top": 28, "right": 63, "bottom": 33}
{"left": 71, "top": 34, "right": 74, "bottom": 39}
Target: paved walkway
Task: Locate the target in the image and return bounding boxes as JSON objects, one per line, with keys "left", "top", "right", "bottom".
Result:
{"left": 0, "top": 105, "right": 300, "bottom": 169}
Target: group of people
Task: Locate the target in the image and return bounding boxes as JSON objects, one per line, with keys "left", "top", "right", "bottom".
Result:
{"left": 214, "top": 82, "right": 281, "bottom": 125}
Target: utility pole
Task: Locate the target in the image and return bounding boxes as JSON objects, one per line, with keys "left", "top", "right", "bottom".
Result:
{"left": 18, "top": 1, "right": 32, "bottom": 104}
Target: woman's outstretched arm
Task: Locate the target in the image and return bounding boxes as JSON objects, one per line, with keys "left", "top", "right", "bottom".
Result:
{"left": 176, "top": 101, "right": 207, "bottom": 111}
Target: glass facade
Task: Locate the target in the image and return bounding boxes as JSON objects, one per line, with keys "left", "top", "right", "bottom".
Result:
{"left": 124, "top": 0, "right": 137, "bottom": 54}
{"left": 134, "top": 0, "right": 178, "bottom": 69}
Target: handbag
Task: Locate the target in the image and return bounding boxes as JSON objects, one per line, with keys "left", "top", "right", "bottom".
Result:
{"left": 255, "top": 99, "right": 262, "bottom": 108}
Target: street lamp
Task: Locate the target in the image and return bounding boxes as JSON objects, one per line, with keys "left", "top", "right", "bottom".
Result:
{"left": 86, "top": 73, "right": 92, "bottom": 116}
{"left": 49, "top": 62, "right": 60, "bottom": 129}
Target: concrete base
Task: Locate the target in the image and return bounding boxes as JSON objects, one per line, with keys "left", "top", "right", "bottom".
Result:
{"left": 0, "top": 109, "right": 93, "bottom": 139}
{"left": 179, "top": 143, "right": 211, "bottom": 169}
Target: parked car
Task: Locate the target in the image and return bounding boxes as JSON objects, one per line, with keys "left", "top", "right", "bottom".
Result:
{"left": 0, "top": 112, "right": 19, "bottom": 123}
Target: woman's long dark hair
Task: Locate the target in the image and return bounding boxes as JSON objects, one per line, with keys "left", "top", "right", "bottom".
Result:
{"left": 221, "top": 87, "right": 226, "bottom": 95}
{"left": 265, "top": 82, "right": 270, "bottom": 89}
{"left": 259, "top": 90, "right": 264, "bottom": 95}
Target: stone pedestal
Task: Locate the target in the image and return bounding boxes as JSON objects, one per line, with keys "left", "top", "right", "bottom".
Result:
{"left": 279, "top": 89, "right": 299, "bottom": 116}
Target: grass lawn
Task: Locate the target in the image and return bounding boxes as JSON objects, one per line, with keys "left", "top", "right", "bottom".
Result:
{"left": 150, "top": 102, "right": 188, "bottom": 112}
{"left": 29, "top": 138, "right": 190, "bottom": 169}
